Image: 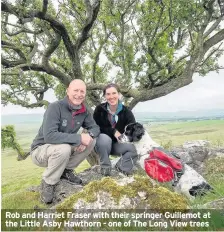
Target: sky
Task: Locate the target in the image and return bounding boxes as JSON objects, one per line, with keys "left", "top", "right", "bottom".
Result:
{"left": 1, "top": 69, "right": 224, "bottom": 115}
{"left": 133, "top": 70, "right": 224, "bottom": 113}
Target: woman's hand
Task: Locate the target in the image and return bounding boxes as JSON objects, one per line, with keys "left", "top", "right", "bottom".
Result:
{"left": 114, "top": 130, "right": 122, "bottom": 141}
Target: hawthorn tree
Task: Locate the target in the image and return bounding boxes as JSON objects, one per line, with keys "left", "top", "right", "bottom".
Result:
{"left": 1, "top": 0, "right": 224, "bottom": 163}
{"left": 1, "top": 0, "right": 224, "bottom": 109}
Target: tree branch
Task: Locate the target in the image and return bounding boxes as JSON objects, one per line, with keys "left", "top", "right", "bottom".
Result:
{"left": 176, "top": 54, "right": 190, "bottom": 63}
{"left": 131, "top": 19, "right": 147, "bottom": 52}
{"left": 121, "top": 0, "right": 137, "bottom": 17}
{"left": 1, "top": 72, "right": 19, "bottom": 76}
{"left": 2, "top": 40, "right": 27, "bottom": 60}
{"left": 175, "top": 28, "right": 187, "bottom": 49}
{"left": 218, "top": 0, "right": 224, "bottom": 16}
{"left": 2, "top": 56, "right": 71, "bottom": 86}
{"left": 200, "top": 42, "right": 223, "bottom": 67}
{"left": 148, "top": 48, "right": 163, "bottom": 69}
{"left": 203, "top": 28, "right": 224, "bottom": 54}
{"left": 2, "top": 20, "right": 43, "bottom": 35}
{"left": 91, "top": 23, "right": 112, "bottom": 83}
{"left": 75, "top": 0, "right": 100, "bottom": 50}
{"left": 1, "top": 57, "right": 25, "bottom": 68}
{"left": 150, "top": 4, "right": 165, "bottom": 43}
{"left": 27, "top": 42, "right": 39, "bottom": 63}
{"left": 42, "top": 31, "right": 61, "bottom": 65}
{"left": 1, "top": 1, "right": 75, "bottom": 63}
{"left": 203, "top": 16, "right": 223, "bottom": 38}
{"left": 129, "top": 72, "right": 192, "bottom": 109}
{"left": 42, "top": 0, "right": 48, "bottom": 15}
{"left": 10, "top": 99, "right": 49, "bottom": 108}
{"left": 201, "top": 0, "right": 216, "bottom": 34}
{"left": 86, "top": 83, "right": 138, "bottom": 99}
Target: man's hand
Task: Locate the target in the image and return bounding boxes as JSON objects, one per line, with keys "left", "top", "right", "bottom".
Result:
{"left": 114, "top": 130, "right": 122, "bottom": 141}
{"left": 81, "top": 133, "right": 93, "bottom": 146}
{"left": 74, "top": 144, "right": 86, "bottom": 153}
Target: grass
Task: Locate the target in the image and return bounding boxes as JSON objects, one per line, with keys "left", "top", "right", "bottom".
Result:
{"left": 191, "top": 156, "right": 224, "bottom": 207}
{"left": 149, "top": 119, "right": 224, "bottom": 148}
{"left": 1, "top": 119, "right": 224, "bottom": 210}
{"left": 1, "top": 150, "right": 90, "bottom": 209}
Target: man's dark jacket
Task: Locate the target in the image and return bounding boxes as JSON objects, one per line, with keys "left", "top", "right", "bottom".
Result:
{"left": 93, "top": 102, "right": 136, "bottom": 142}
{"left": 31, "top": 97, "right": 100, "bottom": 150}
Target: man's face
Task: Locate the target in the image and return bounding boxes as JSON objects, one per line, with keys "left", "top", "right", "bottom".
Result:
{"left": 67, "top": 81, "right": 86, "bottom": 105}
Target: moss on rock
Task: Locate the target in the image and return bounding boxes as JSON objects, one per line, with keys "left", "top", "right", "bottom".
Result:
{"left": 57, "top": 175, "right": 188, "bottom": 210}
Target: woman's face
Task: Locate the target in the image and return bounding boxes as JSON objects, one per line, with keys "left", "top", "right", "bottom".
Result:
{"left": 105, "top": 87, "right": 119, "bottom": 106}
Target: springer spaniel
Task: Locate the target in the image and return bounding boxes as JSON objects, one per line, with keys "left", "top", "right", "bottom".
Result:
{"left": 115, "top": 122, "right": 212, "bottom": 199}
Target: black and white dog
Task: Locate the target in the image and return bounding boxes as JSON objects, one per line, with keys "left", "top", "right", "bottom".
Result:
{"left": 115, "top": 122, "right": 212, "bottom": 199}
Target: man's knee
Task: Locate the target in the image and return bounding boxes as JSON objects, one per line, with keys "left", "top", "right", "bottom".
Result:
{"left": 86, "top": 139, "right": 96, "bottom": 153}
{"left": 50, "top": 144, "right": 72, "bottom": 161}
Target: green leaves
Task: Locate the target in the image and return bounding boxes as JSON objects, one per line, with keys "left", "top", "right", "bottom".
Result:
{"left": 54, "top": 83, "right": 66, "bottom": 100}
{"left": 1, "top": 125, "right": 24, "bottom": 155}
{"left": 1, "top": 0, "right": 224, "bottom": 109}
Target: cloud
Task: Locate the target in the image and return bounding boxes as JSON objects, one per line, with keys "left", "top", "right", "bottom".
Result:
{"left": 133, "top": 70, "right": 224, "bottom": 112}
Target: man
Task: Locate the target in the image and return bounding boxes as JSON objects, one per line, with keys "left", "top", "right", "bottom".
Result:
{"left": 30, "top": 79, "right": 100, "bottom": 204}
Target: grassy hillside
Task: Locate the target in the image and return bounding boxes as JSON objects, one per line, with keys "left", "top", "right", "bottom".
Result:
{"left": 149, "top": 119, "right": 224, "bottom": 148}
{"left": 1, "top": 119, "right": 224, "bottom": 209}
{"left": 2, "top": 151, "right": 90, "bottom": 209}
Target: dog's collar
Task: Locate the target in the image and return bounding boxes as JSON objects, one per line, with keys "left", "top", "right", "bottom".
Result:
{"left": 124, "top": 122, "right": 136, "bottom": 133}
{"left": 118, "top": 134, "right": 130, "bottom": 143}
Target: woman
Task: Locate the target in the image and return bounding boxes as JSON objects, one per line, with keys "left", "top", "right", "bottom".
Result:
{"left": 94, "top": 83, "right": 138, "bottom": 176}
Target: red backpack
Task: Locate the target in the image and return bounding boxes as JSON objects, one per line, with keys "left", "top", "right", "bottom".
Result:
{"left": 144, "top": 148, "right": 184, "bottom": 185}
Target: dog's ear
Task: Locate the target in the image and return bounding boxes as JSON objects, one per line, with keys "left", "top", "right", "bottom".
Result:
{"left": 134, "top": 123, "right": 144, "bottom": 131}
{"left": 132, "top": 134, "right": 143, "bottom": 142}
{"left": 132, "top": 124, "right": 145, "bottom": 142}
{"left": 136, "top": 122, "right": 143, "bottom": 127}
